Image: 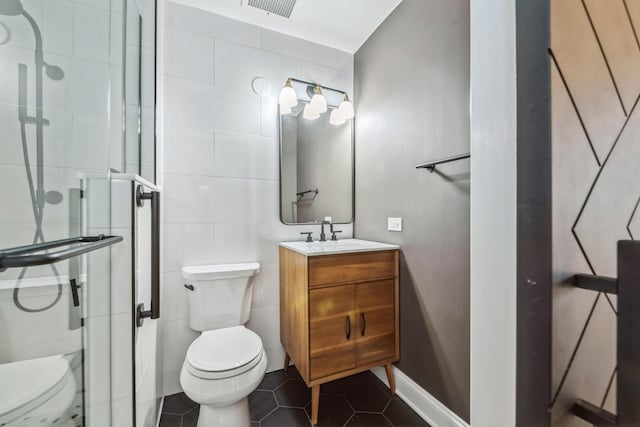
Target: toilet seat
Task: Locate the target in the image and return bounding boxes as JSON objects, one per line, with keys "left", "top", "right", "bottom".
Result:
{"left": 185, "top": 326, "right": 264, "bottom": 380}
{"left": 0, "top": 355, "right": 73, "bottom": 423}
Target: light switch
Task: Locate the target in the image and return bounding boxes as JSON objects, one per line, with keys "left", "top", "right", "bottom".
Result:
{"left": 388, "top": 217, "right": 402, "bottom": 232}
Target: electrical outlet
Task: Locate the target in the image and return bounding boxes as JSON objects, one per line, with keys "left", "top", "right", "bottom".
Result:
{"left": 388, "top": 217, "right": 402, "bottom": 232}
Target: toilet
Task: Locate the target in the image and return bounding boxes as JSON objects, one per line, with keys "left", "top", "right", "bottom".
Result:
{"left": 179, "top": 263, "right": 266, "bottom": 427}
{"left": 0, "top": 355, "right": 77, "bottom": 427}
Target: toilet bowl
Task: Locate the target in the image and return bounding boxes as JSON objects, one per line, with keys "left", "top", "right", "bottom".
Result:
{"left": 0, "top": 355, "right": 77, "bottom": 427}
{"left": 179, "top": 263, "right": 265, "bottom": 427}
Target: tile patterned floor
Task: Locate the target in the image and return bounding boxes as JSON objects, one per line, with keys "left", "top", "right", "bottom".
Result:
{"left": 159, "top": 366, "right": 430, "bottom": 427}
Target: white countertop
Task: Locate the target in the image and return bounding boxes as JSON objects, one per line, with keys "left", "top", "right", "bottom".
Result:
{"left": 279, "top": 239, "right": 399, "bottom": 256}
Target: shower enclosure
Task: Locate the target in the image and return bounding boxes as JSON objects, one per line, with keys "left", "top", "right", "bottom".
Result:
{"left": 0, "top": 0, "right": 157, "bottom": 425}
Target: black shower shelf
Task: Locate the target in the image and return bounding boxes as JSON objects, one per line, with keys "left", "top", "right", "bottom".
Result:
{"left": 0, "top": 235, "right": 123, "bottom": 272}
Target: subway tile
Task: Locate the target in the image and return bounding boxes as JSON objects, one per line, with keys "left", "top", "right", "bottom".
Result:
{"left": 260, "top": 95, "right": 278, "bottom": 137}
{"left": 164, "top": 127, "right": 214, "bottom": 176}
{"left": 164, "top": 28, "right": 214, "bottom": 83}
{"left": 71, "top": 113, "right": 111, "bottom": 170}
{"left": 261, "top": 28, "right": 340, "bottom": 69}
{"left": 164, "top": 76, "right": 260, "bottom": 134}
{"left": 111, "top": 313, "right": 133, "bottom": 401}
{"left": 247, "top": 306, "right": 281, "bottom": 353}
{"left": 85, "top": 315, "right": 112, "bottom": 405}
{"left": 260, "top": 180, "right": 279, "bottom": 223}
{"left": 110, "top": 227, "right": 133, "bottom": 315}
{"left": 163, "top": 174, "right": 216, "bottom": 224}
{"left": 162, "top": 271, "right": 189, "bottom": 321}
{"left": 214, "top": 132, "right": 277, "bottom": 180}
{"left": 251, "top": 264, "right": 279, "bottom": 310}
{"left": 163, "top": 223, "right": 215, "bottom": 272}
{"left": 73, "top": 4, "right": 110, "bottom": 63}
{"left": 215, "top": 40, "right": 353, "bottom": 102}
{"left": 212, "top": 178, "right": 262, "bottom": 223}
{"left": 42, "top": 0, "right": 74, "bottom": 56}
{"left": 161, "top": 318, "right": 198, "bottom": 375}
{"left": 165, "top": 2, "right": 261, "bottom": 48}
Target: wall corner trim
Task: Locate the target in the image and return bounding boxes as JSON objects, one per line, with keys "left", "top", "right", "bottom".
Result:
{"left": 371, "top": 366, "right": 470, "bottom": 427}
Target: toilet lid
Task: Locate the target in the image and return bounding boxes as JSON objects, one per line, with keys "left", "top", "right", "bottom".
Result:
{"left": 185, "top": 326, "right": 263, "bottom": 379}
{"left": 0, "top": 355, "right": 71, "bottom": 419}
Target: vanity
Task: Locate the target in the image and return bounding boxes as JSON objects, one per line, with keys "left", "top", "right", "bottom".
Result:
{"left": 279, "top": 239, "right": 400, "bottom": 425}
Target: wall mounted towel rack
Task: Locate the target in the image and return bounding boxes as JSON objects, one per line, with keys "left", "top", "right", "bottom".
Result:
{"left": 0, "top": 235, "right": 124, "bottom": 272}
{"left": 416, "top": 153, "right": 470, "bottom": 172}
{"left": 567, "top": 241, "right": 640, "bottom": 426}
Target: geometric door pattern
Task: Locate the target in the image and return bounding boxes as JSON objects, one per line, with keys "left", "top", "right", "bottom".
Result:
{"left": 551, "top": 0, "right": 640, "bottom": 425}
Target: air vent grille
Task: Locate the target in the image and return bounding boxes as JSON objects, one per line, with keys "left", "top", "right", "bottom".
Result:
{"left": 247, "top": 0, "right": 297, "bottom": 18}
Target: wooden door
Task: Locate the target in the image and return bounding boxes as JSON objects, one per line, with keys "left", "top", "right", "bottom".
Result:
{"left": 355, "top": 280, "right": 396, "bottom": 365}
{"left": 309, "top": 285, "right": 356, "bottom": 379}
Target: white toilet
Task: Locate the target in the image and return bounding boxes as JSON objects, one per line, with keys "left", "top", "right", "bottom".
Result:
{"left": 0, "top": 355, "right": 77, "bottom": 427}
{"left": 179, "top": 263, "right": 266, "bottom": 427}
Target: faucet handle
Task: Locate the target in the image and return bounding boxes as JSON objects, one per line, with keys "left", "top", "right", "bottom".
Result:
{"left": 330, "top": 230, "right": 342, "bottom": 241}
{"left": 300, "top": 232, "right": 313, "bottom": 242}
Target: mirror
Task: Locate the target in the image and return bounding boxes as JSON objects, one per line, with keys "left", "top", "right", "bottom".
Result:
{"left": 279, "top": 101, "right": 354, "bottom": 224}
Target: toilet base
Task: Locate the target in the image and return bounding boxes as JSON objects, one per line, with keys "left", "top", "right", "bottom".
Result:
{"left": 197, "top": 397, "right": 249, "bottom": 427}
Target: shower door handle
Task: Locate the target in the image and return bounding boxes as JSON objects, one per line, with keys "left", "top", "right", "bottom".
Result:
{"left": 136, "top": 186, "right": 160, "bottom": 327}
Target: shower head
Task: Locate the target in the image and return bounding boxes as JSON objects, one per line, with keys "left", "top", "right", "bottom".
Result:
{"left": 0, "top": 0, "right": 24, "bottom": 16}
{"left": 44, "top": 63, "right": 64, "bottom": 80}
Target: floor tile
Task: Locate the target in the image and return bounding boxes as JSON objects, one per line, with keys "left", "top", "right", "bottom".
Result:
{"left": 258, "top": 370, "right": 288, "bottom": 390}
{"left": 345, "top": 383, "right": 391, "bottom": 413}
{"left": 182, "top": 407, "right": 199, "bottom": 427}
{"left": 261, "top": 407, "right": 311, "bottom": 427}
{"left": 158, "top": 413, "right": 182, "bottom": 427}
{"left": 304, "top": 394, "right": 354, "bottom": 427}
{"left": 249, "top": 390, "right": 278, "bottom": 422}
{"left": 345, "top": 413, "right": 392, "bottom": 427}
{"left": 275, "top": 379, "right": 312, "bottom": 407}
{"left": 160, "top": 369, "right": 429, "bottom": 427}
{"left": 162, "top": 392, "right": 198, "bottom": 415}
{"left": 384, "top": 398, "right": 431, "bottom": 427}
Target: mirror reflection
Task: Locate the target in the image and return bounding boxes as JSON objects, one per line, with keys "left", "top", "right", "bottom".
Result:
{"left": 280, "top": 101, "right": 354, "bottom": 224}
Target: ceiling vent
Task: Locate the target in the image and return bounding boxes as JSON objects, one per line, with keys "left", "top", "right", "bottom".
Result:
{"left": 247, "top": 0, "right": 297, "bottom": 18}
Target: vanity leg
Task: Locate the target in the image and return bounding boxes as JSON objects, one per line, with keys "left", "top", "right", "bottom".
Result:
{"left": 283, "top": 353, "right": 291, "bottom": 372}
{"left": 311, "top": 385, "right": 320, "bottom": 425}
{"left": 385, "top": 363, "right": 396, "bottom": 395}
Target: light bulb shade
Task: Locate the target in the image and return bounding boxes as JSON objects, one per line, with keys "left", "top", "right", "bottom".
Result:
{"left": 280, "top": 104, "right": 292, "bottom": 115}
{"left": 310, "top": 93, "right": 327, "bottom": 114}
{"left": 303, "top": 103, "right": 320, "bottom": 120}
{"left": 338, "top": 99, "right": 355, "bottom": 119}
{"left": 278, "top": 85, "right": 298, "bottom": 108}
{"left": 329, "top": 108, "right": 346, "bottom": 126}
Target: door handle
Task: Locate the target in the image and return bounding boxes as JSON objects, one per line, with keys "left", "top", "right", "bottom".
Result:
{"left": 135, "top": 185, "right": 160, "bottom": 327}
{"left": 69, "top": 278, "right": 80, "bottom": 308}
{"left": 360, "top": 312, "right": 366, "bottom": 336}
{"left": 345, "top": 315, "right": 351, "bottom": 340}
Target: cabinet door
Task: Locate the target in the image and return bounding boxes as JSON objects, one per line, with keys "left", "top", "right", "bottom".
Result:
{"left": 309, "top": 285, "right": 356, "bottom": 380}
{"left": 355, "top": 280, "right": 396, "bottom": 365}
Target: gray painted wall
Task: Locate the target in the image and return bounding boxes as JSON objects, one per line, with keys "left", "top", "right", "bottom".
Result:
{"left": 354, "top": 0, "right": 470, "bottom": 420}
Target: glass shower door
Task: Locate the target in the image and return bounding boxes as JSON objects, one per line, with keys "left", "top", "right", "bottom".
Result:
{"left": 0, "top": 0, "right": 127, "bottom": 425}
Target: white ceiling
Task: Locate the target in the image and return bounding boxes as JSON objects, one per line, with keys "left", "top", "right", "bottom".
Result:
{"left": 169, "top": 0, "right": 403, "bottom": 53}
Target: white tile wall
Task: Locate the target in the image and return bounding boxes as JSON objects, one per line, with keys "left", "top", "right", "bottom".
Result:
{"left": 161, "top": 2, "right": 355, "bottom": 393}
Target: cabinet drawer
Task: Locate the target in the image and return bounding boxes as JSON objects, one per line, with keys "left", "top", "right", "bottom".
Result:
{"left": 308, "top": 250, "right": 397, "bottom": 287}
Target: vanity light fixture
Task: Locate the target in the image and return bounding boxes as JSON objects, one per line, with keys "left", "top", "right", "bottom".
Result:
{"left": 278, "top": 78, "right": 298, "bottom": 110}
{"left": 303, "top": 103, "right": 321, "bottom": 120}
{"left": 309, "top": 85, "right": 328, "bottom": 114}
{"left": 329, "top": 108, "right": 346, "bottom": 126}
{"left": 279, "top": 78, "right": 355, "bottom": 122}
{"left": 338, "top": 93, "right": 355, "bottom": 120}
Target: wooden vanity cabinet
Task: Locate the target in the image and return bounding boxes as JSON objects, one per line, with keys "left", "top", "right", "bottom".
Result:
{"left": 279, "top": 247, "right": 399, "bottom": 425}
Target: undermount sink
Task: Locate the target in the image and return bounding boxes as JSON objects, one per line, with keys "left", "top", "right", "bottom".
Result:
{"left": 279, "top": 238, "right": 399, "bottom": 256}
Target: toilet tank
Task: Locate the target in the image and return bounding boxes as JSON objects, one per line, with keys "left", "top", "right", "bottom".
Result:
{"left": 181, "top": 263, "right": 260, "bottom": 332}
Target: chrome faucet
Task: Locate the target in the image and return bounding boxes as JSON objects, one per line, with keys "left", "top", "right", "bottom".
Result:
{"left": 320, "top": 220, "right": 331, "bottom": 242}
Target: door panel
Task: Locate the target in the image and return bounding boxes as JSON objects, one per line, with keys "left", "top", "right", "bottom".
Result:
{"left": 355, "top": 280, "right": 396, "bottom": 365}
{"left": 309, "top": 285, "right": 356, "bottom": 379}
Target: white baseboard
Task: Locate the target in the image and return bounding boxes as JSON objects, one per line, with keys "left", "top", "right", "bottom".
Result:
{"left": 371, "top": 366, "right": 470, "bottom": 427}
